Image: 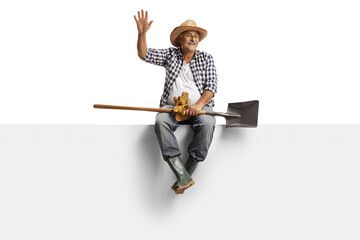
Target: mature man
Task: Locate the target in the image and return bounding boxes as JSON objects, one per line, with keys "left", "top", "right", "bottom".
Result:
{"left": 134, "top": 10, "right": 218, "bottom": 194}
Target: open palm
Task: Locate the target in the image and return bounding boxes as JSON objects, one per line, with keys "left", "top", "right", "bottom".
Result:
{"left": 134, "top": 10, "right": 153, "bottom": 34}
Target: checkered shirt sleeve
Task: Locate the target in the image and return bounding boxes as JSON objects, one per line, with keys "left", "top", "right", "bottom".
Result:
{"left": 202, "top": 54, "right": 218, "bottom": 96}
{"left": 142, "top": 48, "right": 170, "bottom": 67}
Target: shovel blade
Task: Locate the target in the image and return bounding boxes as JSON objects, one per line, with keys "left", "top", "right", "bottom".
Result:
{"left": 225, "top": 100, "right": 259, "bottom": 128}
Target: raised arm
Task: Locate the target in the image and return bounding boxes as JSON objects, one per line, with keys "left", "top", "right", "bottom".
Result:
{"left": 134, "top": 10, "right": 154, "bottom": 59}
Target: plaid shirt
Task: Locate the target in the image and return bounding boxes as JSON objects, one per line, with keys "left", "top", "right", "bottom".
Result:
{"left": 142, "top": 47, "right": 218, "bottom": 107}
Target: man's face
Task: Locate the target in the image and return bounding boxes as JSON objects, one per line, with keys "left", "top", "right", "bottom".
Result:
{"left": 178, "top": 30, "right": 200, "bottom": 52}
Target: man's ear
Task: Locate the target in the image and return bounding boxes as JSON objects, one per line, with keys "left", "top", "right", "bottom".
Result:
{"left": 176, "top": 34, "right": 182, "bottom": 47}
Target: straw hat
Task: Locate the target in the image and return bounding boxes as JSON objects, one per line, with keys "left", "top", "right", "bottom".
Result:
{"left": 170, "top": 20, "right": 208, "bottom": 47}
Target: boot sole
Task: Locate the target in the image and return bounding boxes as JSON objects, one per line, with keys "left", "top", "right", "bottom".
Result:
{"left": 173, "top": 180, "right": 195, "bottom": 194}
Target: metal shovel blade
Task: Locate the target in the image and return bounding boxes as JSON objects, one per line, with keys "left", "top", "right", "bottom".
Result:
{"left": 225, "top": 100, "right": 259, "bottom": 128}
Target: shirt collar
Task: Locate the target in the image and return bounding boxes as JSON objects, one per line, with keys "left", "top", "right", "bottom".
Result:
{"left": 176, "top": 48, "right": 199, "bottom": 61}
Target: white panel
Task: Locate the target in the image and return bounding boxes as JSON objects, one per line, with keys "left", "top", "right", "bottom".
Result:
{"left": 0, "top": 125, "right": 359, "bottom": 239}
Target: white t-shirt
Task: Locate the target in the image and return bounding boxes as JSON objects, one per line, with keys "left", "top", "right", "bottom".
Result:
{"left": 167, "top": 61, "right": 201, "bottom": 105}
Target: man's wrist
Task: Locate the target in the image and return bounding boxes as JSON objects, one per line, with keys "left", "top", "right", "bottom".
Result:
{"left": 193, "top": 102, "right": 205, "bottom": 110}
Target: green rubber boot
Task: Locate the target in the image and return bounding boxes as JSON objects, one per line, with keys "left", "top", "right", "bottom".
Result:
{"left": 171, "top": 156, "right": 199, "bottom": 194}
{"left": 166, "top": 156, "right": 195, "bottom": 194}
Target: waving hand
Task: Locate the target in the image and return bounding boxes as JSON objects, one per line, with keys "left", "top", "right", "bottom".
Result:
{"left": 134, "top": 10, "right": 154, "bottom": 34}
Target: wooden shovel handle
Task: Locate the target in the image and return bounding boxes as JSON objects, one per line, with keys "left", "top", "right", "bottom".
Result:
{"left": 93, "top": 104, "right": 173, "bottom": 113}
{"left": 94, "top": 104, "right": 207, "bottom": 115}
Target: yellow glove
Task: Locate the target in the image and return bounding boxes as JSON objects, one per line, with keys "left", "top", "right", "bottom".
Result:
{"left": 173, "top": 92, "right": 191, "bottom": 121}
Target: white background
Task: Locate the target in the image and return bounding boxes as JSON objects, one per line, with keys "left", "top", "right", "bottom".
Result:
{"left": 1, "top": 0, "right": 360, "bottom": 124}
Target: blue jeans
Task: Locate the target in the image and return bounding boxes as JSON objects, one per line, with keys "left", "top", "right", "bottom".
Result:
{"left": 154, "top": 105, "right": 216, "bottom": 162}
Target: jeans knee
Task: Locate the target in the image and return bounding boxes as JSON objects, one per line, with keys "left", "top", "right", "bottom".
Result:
{"left": 155, "top": 113, "right": 173, "bottom": 133}
{"left": 204, "top": 119, "right": 215, "bottom": 129}
{"left": 196, "top": 116, "right": 215, "bottom": 132}
{"left": 154, "top": 118, "right": 164, "bottom": 133}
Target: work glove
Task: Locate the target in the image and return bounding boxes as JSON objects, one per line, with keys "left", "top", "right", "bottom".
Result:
{"left": 173, "top": 92, "right": 191, "bottom": 121}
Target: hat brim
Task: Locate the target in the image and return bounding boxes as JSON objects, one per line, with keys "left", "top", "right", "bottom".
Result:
{"left": 170, "top": 26, "right": 208, "bottom": 47}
